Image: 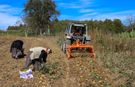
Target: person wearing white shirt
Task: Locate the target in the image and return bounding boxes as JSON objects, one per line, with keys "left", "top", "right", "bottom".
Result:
{"left": 23, "top": 47, "right": 52, "bottom": 71}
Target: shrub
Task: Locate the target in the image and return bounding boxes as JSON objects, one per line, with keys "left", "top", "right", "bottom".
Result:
{"left": 40, "top": 62, "right": 63, "bottom": 80}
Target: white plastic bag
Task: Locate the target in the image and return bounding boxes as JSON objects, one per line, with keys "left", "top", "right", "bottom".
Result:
{"left": 19, "top": 69, "right": 33, "bottom": 79}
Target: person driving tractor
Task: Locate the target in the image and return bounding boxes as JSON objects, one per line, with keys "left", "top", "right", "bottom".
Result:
{"left": 73, "top": 27, "right": 82, "bottom": 36}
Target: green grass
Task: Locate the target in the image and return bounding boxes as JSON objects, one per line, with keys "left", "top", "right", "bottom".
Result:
{"left": 90, "top": 30, "right": 135, "bottom": 86}
{"left": 119, "top": 31, "right": 135, "bottom": 38}
{"left": 40, "top": 62, "right": 63, "bottom": 80}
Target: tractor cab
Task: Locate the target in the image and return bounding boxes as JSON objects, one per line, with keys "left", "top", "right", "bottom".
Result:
{"left": 65, "top": 23, "right": 86, "bottom": 36}
{"left": 65, "top": 23, "right": 91, "bottom": 44}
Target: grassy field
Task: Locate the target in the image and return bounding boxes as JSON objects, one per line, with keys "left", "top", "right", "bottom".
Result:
{"left": 91, "top": 30, "right": 135, "bottom": 87}
{"left": 0, "top": 31, "right": 135, "bottom": 87}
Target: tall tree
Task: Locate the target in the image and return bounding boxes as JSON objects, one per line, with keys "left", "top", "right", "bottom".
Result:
{"left": 104, "top": 19, "right": 115, "bottom": 32}
{"left": 113, "top": 19, "right": 124, "bottom": 33}
{"left": 126, "top": 15, "right": 135, "bottom": 32}
{"left": 24, "top": 0, "right": 59, "bottom": 35}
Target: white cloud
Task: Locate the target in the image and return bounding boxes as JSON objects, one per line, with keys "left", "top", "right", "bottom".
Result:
{"left": 57, "top": 0, "right": 135, "bottom": 23}
{"left": 58, "top": 0, "right": 93, "bottom": 9}
{"left": 0, "top": 5, "right": 22, "bottom": 30}
{"left": 0, "top": 13, "right": 20, "bottom": 30}
{"left": 80, "top": 0, "right": 92, "bottom": 5}
{"left": 95, "top": 10, "right": 135, "bottom": 20}
{"left": 80, "top": 9, "right": 94, "bottom": 13}
{"left": 57, "top": 0, "right": 96, "bottom": 20}
{"left": 58, "top": 2, "right": 83, "bottom": 9}
{"left": 0, "top": 5, "right": 22, "bottom": 15}
{"left": 78, "top": 12, "right": 98, "bottom": 20}
{"left": 78, "top": 10, "right": 135, "bottom": 21}
{"left": 58, "top": 15, "right": 77, "bottom": 20}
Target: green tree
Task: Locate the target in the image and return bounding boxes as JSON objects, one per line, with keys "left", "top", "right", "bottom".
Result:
{"left": 113, "top": 19, "right": 124, "bottom": 33}
{"left": 104, "top": 19, "right": 115, "bottom": 32}
{"left": 24, "top": 0, "right": 59, "bottom": 35}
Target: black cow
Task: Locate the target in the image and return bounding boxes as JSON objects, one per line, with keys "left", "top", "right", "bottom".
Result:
{"left": 10, "top": 40, "right": 25, "bottom": 59}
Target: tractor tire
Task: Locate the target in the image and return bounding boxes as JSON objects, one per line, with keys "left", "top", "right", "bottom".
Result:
{"left": 65, "top": 39, "right": 71, "bottom": 45}
{"left": 60, "top": 42, "right": 64, "bottom": 51}
{"left": 61, "top": 42, "right": 66, "bottom": 53}
{"left": 63, "top": 42, "right": 66, "bottom": 53}
{"left": 61, "top": 40, "right": 71, "bottom": 54}
{"left": 64, "top": 40, "right": 70, "bottom": 53}
{"left": 85, "top": 41, "right": 92, "bottom": 52}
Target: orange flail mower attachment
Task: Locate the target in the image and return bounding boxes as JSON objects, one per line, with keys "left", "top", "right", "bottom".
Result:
{"left": 66, "top": 40, "right": 95, "bottom": 59}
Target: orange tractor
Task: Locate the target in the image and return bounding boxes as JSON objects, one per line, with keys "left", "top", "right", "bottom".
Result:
{"left": 61, "top": 23, "right": 95, "bottom": 59}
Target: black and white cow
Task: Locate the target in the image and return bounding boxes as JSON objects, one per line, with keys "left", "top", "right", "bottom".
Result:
{"left": 10, "top": 40, "right": 24, "bottom": 59}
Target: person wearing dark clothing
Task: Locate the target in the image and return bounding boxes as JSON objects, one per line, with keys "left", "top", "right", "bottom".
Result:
{"left": 10, "top": 40, "right": 24, "bottom": 59}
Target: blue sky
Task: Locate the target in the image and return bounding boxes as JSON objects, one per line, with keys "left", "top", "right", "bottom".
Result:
{"left": 0, "top": 0, "right": 135, "bottom": 30}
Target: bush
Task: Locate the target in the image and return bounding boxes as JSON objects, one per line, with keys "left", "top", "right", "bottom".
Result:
{"left": 40, "top": 62, "right": 63, "bottom": 80}
{"left": 119, "top": 31, "right": 135, "bottom": 38}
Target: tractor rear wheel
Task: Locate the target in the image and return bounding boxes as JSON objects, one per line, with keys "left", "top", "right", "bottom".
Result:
{"left": 64, "top": 40, "right": 70, "bottom": 53}
{"left": 63, "top": 42, "right": 66, "bottom": 53}
{"left": 61, "top": 42, "right": 66, "bottom": 53}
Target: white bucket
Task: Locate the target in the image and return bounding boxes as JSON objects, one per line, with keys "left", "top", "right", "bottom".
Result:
{"left": 19, "top": 69, "right": 33, "bottom": 79}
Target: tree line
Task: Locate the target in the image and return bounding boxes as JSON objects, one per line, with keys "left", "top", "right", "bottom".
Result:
{"left": 6, "top": 19, "right": 135, "bottom": 35}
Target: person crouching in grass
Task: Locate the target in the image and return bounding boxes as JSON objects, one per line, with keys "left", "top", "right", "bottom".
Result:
{"left": 23, "top": 47, "right": 52, "bottom": 71}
